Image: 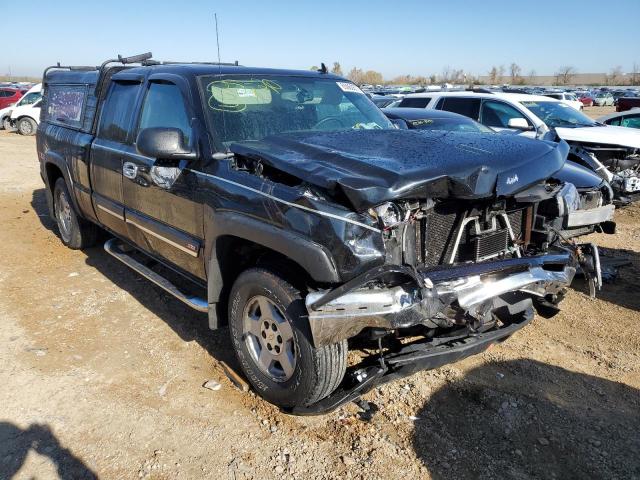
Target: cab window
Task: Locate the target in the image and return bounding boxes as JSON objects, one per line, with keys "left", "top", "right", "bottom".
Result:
{"left": 438, "top": 97, "right": 481, "bottom": 121}
{"left": 481, "top": 100, "right": 530, "bottom": 128}
{"left": 138, "top": 82, "right": 191, "bottom": 143}
{"left": 621, "top": 114, "right": 640, "bottom": 129}
{"left": 97, "top": 81, "right": 142, "bottom": 143}
{"left": 18, "top": 92, "right": 41, "bottom": 106}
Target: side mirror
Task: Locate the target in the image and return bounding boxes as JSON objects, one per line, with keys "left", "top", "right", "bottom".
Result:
{"left": 136, "top": 127, "right": 197, "bottom": 161}
{"left": 507, "top": 117, "right": 532, "bottom": 130}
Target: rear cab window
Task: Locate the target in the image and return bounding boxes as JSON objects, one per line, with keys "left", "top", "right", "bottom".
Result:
{"left": 44, "top": 84, "right": 87, "bottom": 128}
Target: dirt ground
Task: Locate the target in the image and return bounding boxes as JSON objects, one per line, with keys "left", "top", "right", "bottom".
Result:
{"left": 1, "top": 108, "right": 639, "bottom": 480}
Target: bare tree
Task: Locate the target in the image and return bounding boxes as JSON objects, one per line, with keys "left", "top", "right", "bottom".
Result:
{"left": 331, "top": 62, "right": 343, "bottom": 76}
{"left": 488, "top": 66, "right": 499, "bottom": 84}
{"left": 556, "top": 66, "right": 577, "bottom": 85}
{"left": 527, "top": 69, "right": 537, "bottom": 84}
{"left": 510, "top": 63, "right": 522, "bottom": 83}
{"left": 497, "top": 65, "right": 505, "bottom": 83}
{"left": 608, "top": 65, "right": 623, "bottom": 85}
{"left": 632, "top": 63, "right": 640, "bottom": 86}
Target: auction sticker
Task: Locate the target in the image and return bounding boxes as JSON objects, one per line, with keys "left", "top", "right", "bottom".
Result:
{"left": 337, "top": 82, "right": 364, "bottom": 94}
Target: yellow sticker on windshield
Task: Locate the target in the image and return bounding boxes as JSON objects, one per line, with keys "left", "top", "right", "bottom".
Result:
{"left": 205, "top": 79, "right": 282, "bottom": 112}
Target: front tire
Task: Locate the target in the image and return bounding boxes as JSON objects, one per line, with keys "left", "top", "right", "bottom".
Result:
{"left": 53, "top": 178, "right": 98, "bottom": 249}
{"left": 1, "top": 117, "right": 12, "bottom": 131}
{"left": 228, "top": 268, "right": 347, "bottom": 409}
{"left": 17, "top": 117, "right": 37, "bottom": 136}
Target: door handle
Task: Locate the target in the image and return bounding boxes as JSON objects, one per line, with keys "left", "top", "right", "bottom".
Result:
{"left": 123, "top": 162, "right": 138, "bottom": 179}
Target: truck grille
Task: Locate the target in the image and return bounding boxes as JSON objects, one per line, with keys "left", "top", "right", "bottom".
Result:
{"left": 415, "top": 204, "right": 526, "bottom": 267}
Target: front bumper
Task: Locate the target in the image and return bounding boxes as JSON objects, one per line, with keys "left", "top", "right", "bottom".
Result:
{"left": 305, "top": 253, "right": 576, "bottom": 347}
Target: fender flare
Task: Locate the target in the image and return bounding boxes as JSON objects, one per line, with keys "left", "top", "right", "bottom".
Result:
{"left": 206, "top": 210, "right": 341, "bottom": 295}
{"left": 42, "top": 152, "right": 82, "bottom": 218}
{"left": 204, "top": 210, "right": 341, "bottom": 328}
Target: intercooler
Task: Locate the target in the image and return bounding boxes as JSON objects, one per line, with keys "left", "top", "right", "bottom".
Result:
{"left": 414, "top": 203, "right": 526, "bottom": 268}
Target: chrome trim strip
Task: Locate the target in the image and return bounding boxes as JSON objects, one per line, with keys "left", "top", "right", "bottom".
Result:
{"left": 189, "top": 170, "right": 382, "bottom": 233}
{"left": 126, "top": 218, "right": 199, "bottom": 257}
{"left": 93, "top": 143, "right": 152, "bottom": 162}
{"left": 97, "top": 204, "right": 124, "bottom": 221}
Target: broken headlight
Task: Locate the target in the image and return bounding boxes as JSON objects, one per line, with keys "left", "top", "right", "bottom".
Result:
{"left": 559, "top": 183, "right": 580, "bottom": 215}
{"left": 369, "top": 202, "right": 403, "bottom": 229}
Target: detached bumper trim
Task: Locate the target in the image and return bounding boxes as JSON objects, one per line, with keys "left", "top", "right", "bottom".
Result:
{"left": 566, "top": 204, "right": 615, "bottom": 228}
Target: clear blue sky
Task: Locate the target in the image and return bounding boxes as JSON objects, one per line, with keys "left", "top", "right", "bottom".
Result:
{"left": 5, "top": 0, "right": 639, "bottom": 78}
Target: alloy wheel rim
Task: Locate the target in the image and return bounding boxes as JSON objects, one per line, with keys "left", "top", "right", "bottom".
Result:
{"left": 56, "top": 190, "right": 73, "bottom": 242}
{"left": 243, "top": 295, "right": 296, "bottom": 382}
{"left": 20, "top": 120, "right": 32, "bottom": 135}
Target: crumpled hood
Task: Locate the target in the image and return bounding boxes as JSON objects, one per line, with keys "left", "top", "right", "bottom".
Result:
{"left": 230, "top": 130, "right": 568, "bottom": 212}
{"left": 556, "top": 125, "right": 640, "bottom": 149}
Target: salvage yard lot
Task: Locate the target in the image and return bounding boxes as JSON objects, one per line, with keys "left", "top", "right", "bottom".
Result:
{"left": 1, "top": 111, "right": 639, "bottom": 478}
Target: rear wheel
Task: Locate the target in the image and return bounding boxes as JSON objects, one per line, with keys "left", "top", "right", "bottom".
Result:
{"left": 17, "top": 117, "right": 37, "bottom": 136}
{"left": 228, "top": 268, "right": 347, "bottom": 409}
{"left": 2, "top": 117, "right": 12, "bottom": 131}
{"left": 53, "top": 178, "right": 98, "bottom": 249}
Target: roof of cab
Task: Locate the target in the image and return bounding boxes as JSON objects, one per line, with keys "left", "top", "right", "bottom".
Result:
{"left": 122, "top": 63, "right": 344, "bottom": 80}
{"left": 45, "top": 63, "right": 344, "bottom": 83}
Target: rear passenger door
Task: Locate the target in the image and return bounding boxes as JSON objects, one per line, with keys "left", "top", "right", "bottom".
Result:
{"left": 122, "top": 75, "right": 204, "bottom": 279}
{"left": 90, "top": 74, "right": 144, "bottom": 238}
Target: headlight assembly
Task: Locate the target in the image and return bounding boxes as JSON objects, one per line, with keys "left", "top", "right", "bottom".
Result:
{"left": 369, "top": 202, "right": 403, "bottom": 229}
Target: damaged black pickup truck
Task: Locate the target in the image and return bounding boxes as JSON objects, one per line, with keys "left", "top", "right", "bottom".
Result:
{"left": 37, "top": 54, "right": 601, "bottom": 413}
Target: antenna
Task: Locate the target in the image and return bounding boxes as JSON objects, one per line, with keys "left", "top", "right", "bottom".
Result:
{"left": 214, "top": 13, "right": 229, "bottom": 154}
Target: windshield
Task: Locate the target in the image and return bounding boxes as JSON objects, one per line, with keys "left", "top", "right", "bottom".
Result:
{"left": 521, "top": 101, "right": 596, "bottom": 128}
{"left": 406, "top": 117, "right": 494, "bottom": 133}
{"left": 198, "top": 75, "right": 393, "bottom": 150}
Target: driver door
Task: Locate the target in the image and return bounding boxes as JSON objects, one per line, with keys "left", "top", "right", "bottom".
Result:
{"left": 122, "top": 76, "right": 205, "bottom": 279}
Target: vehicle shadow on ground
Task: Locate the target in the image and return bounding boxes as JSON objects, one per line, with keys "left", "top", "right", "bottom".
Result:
{"left": 29, "top": 188, "right": 239, "bottom": 371}
{"left": 571, "top": 246, "right": 640, "bottom": 312}
{"left": 412, "top": 359, "right": 640, "bottom": 479}
{"left": 0, "top": 421, "right": 97, "bottom": 479}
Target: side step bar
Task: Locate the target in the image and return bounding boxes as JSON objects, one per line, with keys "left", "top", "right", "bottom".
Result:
{"left": 104, "top": 238, "right": 208, "bottom": 312}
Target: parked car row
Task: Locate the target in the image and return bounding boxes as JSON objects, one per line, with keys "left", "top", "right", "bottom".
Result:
{"left": 0, "top": 83, "right": 42, "bottom": 134}
{"left": 34, "top": 54, "right": 621, "bottom": 414}
{"left": 396, "top": 91, "right": 640, "bottom": 203}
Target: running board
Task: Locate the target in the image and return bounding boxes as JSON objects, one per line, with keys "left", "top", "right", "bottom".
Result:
{"left": 103, "top": 238, "right": 208, "bottom": 312}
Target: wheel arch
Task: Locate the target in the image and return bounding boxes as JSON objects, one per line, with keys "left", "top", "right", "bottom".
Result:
{"left": 204, "top": 211, "right": 341, "bottom": 329}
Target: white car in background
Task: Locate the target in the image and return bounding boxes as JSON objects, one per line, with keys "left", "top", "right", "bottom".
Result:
{"left": 542, "top": 91, "right": 583, "bottom": 111}
{"left": 9, "top": 83, "right": 42, "bottom": 135}
{"left": 397, "top": 91, "right": 640, "bottom": 203}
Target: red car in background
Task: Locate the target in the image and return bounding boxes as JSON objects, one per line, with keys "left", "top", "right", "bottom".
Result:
{"left": 0, "top": 88, "right": 27, "bottom": 109}
{"left": 577, "top": 93, "right": 594, "bottom": 107}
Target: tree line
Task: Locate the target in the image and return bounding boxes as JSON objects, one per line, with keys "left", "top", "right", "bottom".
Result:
{"left": 310, "top": 62, "right": 640, "bottom": 86}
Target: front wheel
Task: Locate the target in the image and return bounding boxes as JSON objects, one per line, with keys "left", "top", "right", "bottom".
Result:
{"left": 17, "top": 117, "right": 37, "bottom": 136}
{"left": 2, "top": 117, "right": 12, "bottom": 131}
{"left": 228, "top": 268, "right": 347, "bottom": 409}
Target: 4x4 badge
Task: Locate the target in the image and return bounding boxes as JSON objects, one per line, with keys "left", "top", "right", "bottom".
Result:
{"left": 506, "top": 174, "right": 519, "bottom": 185}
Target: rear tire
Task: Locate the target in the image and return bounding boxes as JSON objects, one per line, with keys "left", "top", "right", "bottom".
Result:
{"left": 1, "top": 117, "right": 12, "bottom": 131}
{"left": 17, "top": 117, "right": 37, "bottom": 136}
{"left": 228, "top": 268, "right": 347, "bottom": 409}
{"left": 53, "top": 178, "right": 98, "bottom": 249}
